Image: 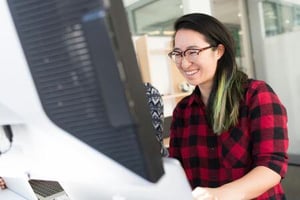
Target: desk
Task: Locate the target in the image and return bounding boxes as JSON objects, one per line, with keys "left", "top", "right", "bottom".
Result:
{"left": 0, "top": 189, "right": 27, "bottom": 200}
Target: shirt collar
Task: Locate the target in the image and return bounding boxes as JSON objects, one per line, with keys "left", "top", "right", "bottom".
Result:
{"left": 188, "top": 86, "right": 204, "bottom": 106}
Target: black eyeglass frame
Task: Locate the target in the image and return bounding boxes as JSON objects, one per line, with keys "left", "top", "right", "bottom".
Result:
{"left": 168, "top": 45, "right": 215, "bottom": 62}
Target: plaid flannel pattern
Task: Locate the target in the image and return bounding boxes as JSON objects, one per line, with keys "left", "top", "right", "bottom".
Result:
{"left": 169, "top": 79, "right": 288, "bottom": 200}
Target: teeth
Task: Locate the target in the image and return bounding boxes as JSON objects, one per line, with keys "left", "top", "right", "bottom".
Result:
{"left": 185, "top": 70, "right": 198, "bottom": 75}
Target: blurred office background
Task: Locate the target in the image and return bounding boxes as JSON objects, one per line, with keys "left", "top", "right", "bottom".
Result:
{"left": 122, "top": 0, "right": 300, "bottom": 198}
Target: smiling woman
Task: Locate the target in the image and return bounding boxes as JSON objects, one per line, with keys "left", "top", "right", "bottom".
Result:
{"left": 168, "top": 13, "right": 289, "bottom": 200}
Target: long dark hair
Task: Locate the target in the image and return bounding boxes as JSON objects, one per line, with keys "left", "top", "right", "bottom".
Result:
{"left": 173, "top": 13, "right": 248, "bottom": 134}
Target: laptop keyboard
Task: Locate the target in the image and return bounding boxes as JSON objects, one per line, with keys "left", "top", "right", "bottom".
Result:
{"left": 29, "top": 180, "right": 64, "bottom": 197}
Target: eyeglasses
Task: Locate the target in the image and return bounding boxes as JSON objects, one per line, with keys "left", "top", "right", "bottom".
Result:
{"left": 168, "top": 45, "right": 214, "bottom": 64}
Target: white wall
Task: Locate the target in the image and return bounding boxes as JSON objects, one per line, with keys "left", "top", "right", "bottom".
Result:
{"left": 248, "top": 0, "right": 300, "bottom": 154}
{"left": 264, "top": 32, "right": 300, "bottom": 154}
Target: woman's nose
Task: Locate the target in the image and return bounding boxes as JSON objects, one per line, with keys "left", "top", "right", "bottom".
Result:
{"left": 180, "top": 56, "right": 192, "bottom": 69}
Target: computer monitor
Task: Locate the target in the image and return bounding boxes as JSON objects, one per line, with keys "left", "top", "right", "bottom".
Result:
{"left": 0, "top": 0, "right": 192, "bottom": 199}
{"left": 6, "top": 0, "right": 164, "bottom": 182}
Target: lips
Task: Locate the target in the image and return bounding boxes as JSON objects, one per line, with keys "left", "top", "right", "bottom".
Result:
{"left": 184, "top": 69, "right": 199, "bottom": 76}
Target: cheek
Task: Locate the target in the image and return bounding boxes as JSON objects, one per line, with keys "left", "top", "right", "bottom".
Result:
{"left": 208, "top": 53, "right": 220, "bottom": 71}
{"left": 206, "top": 64, "right": 217, "bottom": 78}
{"left": 200, "top": 55, "right": 218, "bottom": 73}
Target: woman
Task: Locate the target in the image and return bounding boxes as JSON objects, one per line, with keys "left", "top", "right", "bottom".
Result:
{"left": 168, "top": 13, "right": 288, "bottom": 200}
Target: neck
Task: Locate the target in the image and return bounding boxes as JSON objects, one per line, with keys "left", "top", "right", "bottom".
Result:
{"left": 198, "top": 84, "right": 212, "bottom": 106}
{"left": 201, "top": 93, "right": 209, "bottom": 106}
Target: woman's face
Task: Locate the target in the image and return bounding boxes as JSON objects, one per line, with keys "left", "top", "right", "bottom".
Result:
{"left": 173, "top": 29, "right": 223, "bottom": 89}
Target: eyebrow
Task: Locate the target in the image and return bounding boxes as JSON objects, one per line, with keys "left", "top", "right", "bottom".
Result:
{"left": 173, "top": 45, "right": 201, "bottom": 51}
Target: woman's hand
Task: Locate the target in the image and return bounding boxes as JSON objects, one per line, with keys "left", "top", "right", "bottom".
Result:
{"left": 0, "top": 177, "right": 7, "bottom": 189}
{"left": 192, "top": 187, "right": 218, "bottom": 200}
{"left": 192, "top": 186, "right": 242, "bottom": 200}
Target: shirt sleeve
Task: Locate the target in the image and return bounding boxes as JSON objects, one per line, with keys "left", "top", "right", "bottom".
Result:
{"left": 247, "top": 81, "right": 289, "bottom": 178}
{"left": 144, "top": 82, "right": 169, "bottom": 157}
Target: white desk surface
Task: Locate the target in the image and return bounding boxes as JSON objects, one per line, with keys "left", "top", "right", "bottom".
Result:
{"left": 0, "top": 189, "right": 27, "bottom": 200}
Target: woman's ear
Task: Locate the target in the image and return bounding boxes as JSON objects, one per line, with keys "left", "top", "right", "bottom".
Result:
{"left": 216, "top": 44, "right": 225, "bottom": 60}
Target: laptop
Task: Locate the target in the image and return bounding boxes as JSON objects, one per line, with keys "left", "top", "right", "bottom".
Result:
{"left": 3, "top": 175, "right": 70, "bottom": 200}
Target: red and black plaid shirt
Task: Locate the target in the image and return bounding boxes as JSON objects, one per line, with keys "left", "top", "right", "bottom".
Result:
{"left": 169, "top": 79, "right": 288, "bottom": 200}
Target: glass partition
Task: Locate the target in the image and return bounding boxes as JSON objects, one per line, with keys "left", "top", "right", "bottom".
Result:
{"left": 124, "top": 0, "right": 183, "bottom": 36}
{"left": 262, "top": 0, "right": 300, "bottom": 37}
